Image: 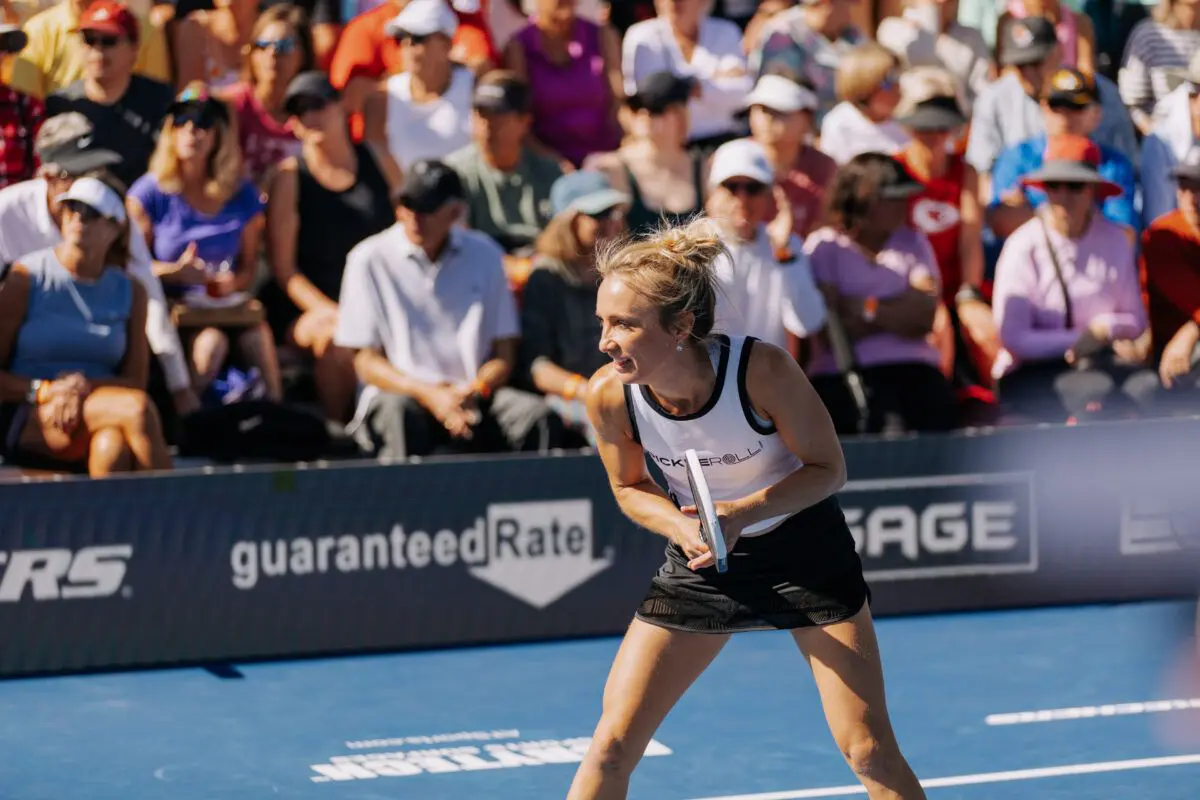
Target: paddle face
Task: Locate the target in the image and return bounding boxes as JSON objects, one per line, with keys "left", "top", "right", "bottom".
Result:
{"left": 684, "top": 450, "right": 728, "bottom": 573}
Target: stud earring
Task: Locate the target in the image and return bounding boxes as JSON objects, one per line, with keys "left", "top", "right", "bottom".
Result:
{"left": 676, "top": 341, "right": 684, "bottom": 352}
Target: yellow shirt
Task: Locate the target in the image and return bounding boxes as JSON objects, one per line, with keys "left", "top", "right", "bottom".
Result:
{"left": 6, "top": 1, "right": 171, "bottom": 100}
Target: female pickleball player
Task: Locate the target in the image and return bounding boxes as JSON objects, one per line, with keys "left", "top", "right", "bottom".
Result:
{"left": 566, "top": 218, "right": 926, "bottom": 800}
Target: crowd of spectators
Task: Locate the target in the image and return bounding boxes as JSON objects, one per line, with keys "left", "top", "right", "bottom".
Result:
{"left": 2, "top": 0, "right": 1200, "bottom": 478}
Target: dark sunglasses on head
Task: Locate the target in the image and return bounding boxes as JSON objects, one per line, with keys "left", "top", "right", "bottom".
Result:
{"left": 253, "top": 37, "right": 297, "bottom": 55}
{"left": 1043, "top": 181, "right": 1088, "bottom": 194}
{"left": 1048, "top": 100, "right": 1088, "bottom": 113}
{"left": 289, "top": 95, "right": 330, "bottom": 117}
{"left": 82, "top": 32, "right": 122, "bottom": 49}
{"left": 722, "top": 179, "right": 769, "bottom": 196}
{"left": 63, "top": 199, "right": 103, "bottom": 222}
{"left": 173, "top": 107, "right": 218, "bottom": 130}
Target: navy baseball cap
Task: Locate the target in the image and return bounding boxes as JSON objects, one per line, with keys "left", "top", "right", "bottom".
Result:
{"left": 397, "top": 159, "right": 466, "bottom": 213}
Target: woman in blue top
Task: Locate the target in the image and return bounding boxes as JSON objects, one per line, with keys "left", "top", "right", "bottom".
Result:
{"left": 128, "top": 83, "right": 283, "bottom": 404}
{"left": 0, "top": 176, "right": 173, "bottom": 477}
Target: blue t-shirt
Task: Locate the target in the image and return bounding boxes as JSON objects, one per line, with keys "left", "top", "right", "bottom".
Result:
{"left": 129, "top": 174, "right": 265, "bottom": 267}
{"left": 988, "top": 135, "right": 1139, "bottom": 232}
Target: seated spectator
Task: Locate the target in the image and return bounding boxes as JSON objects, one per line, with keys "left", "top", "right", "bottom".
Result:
{"left": 991, "top": 135, "right": 1157, "bottom": 422}
{"left": 127, "top": 84, "right": 282, "bottom": 405}
{"left": 445, "top": 70, "right": 563, "bottom": 255}
{"left": 335, "top": 159, "right": 560, "bottom": 459}
{"left": 216, "top": 3, "right": 313, "bottom": 189}
{"left": 749, "top": 0, "right": 865, "bottom": 123}
{"left": 1117, "top": 0, "right": 1200, "bottom": 135}
{"left": 741, "top": 74, "right": 836, "bottom": 238}
{"left": 263, "top": 72, "right": 401, "bottom": 423}
{"left": 519, "top": 169, "right": 630, "bottom": 446}
{"left": 1140, "top": 53, "right": 1200, "bottom": 226}
{"left": 333, "top": 0, "right": 494, "bottom": 142}
{"left": 967, "top": 16, "right": 1138, "bottom": 178}
{"left": 893, "top": 68, "right": 999, "bottom": 388}
{"left": 997, "top": 0, "right": 1096, "bottom": 73}
{"left": 988, "top": 66, "right": 1138, "bottom": 241}
{"left": 0, "top": 112, "right": 196, "bottom": 415}
{"left": 501, "top": 0, "right": 623, "bottom": 169}
{"left": 1139, "top": 145, "right": 1200, "bottom": 404}
{"left": 622, "top": 0, "right": 753, "bottom": 153}
{"left": 705, "top": 138, "right": 826, "bottom": 354}
{"left": 876, "top": 0, "right": 991, "bottom": 111}
{"left": 1, "top": 25, "right": 45, "bottom": 190}
{"left": 363, "top": 0, "right": 474, "bottom": 172}
{"left": 44, "top": 0, "right": 173, "bottom": 189}
{"left": 582, "top": 71, "right": 707, "bottom": 240}
{"left": 804, "top": 152, "right": 957, "bottom": 435}
{"left": 170, "top": 0, "right": 258, "bottom": 91}
{"left": 819, "top": 42, "right": 910, "bottom": 164}
{"left": 0, "top": 176, "right": 173, "bottom": 476}
{"left": 7, "top": 0, "right": 170, "bottom": 100}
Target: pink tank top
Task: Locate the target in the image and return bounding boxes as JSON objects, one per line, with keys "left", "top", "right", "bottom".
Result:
{"left": 515, "top": 19, "right": 621, "bottom": 168}
{"left": 1007, "top": 0, "right": 1078, "bottom": 67}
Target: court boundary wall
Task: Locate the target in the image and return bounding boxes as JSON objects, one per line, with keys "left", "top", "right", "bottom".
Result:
{"left": 0, "top": 417, "right": 1197, "bottom": 678}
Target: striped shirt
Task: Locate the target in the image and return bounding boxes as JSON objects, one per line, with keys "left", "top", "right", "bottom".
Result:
{"left": 1119, "top": 19, "right": 1200, "bottom": 118}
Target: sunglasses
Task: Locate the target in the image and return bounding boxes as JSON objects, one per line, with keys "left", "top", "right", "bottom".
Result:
{"left": 173, "top": 107, "right": 218, "bottom": 130}
{"left": 63, "top": 200, "right": 104, "bottom": 222}
{"left": 82, "top": 32, "right": 122, "bottom": 49}
{"left": 586, "top": 206, "right": 624, "bottom": 222}
{"left": 722, "top": 180, "right": 769, "bottom": 197}
{"left": 1043, "top": 181, "right": 1088, "bottom": 194}
{"left": 253, "top": 37, "right": 297, "bottom": 55}
{"left": 400, "top": 32, "right": 436, "bottom": 45}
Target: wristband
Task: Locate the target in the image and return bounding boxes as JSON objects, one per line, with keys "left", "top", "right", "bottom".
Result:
{"left": 955, "top": 285, "right": 985, "bottom": 305}
{"left": 862, "top": 296, "right": 879, "bottom": 323}
{"left": 472, "top": 379, "right": 492, "bottom": 400}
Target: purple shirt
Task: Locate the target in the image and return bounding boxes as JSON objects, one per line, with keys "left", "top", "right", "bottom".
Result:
{"left": 129, "top": 174, "right": 265, "bottom": 267}
{"left": 991, "top": 213, "right": 1146, "bottom": 378}
{"left": 805, "top": 225, "right": 942, "bottom": 374}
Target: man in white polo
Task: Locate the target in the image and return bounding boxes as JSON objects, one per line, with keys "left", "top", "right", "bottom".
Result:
{"left": 335, "top": 158, "right": 559, "bottom": 459}
{"left": 706, "top": 137, "right": 827, "bottom": 358}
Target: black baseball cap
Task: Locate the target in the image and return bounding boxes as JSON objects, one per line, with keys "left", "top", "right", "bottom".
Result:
{"left": 397, "top": 159, "right": 465, "bottom": 213}
{"left": 35, "top": 113, "right": 123, "bottom": 176}
{"left": 0, "top": 24, "right": 27, "bottom": 54}
{"left": 1001, "top": 16, "right": 1058, "bottom": 67}
{"left": 472, "top": 73, "right": 531, "bottom": 114}
{"left": 1046, "top": 67, "right": 1098, "bottom": 108}
{"left": 1171, "top": 144, "right": 1200, "bottom": 183}
{"left": 283, "top": 71, "right": 340, "bottom": 116}
{"left": 627, "top": 71, "right": 694, "bottom": 115}
{"left": 877, "top": 157, "right": 924, "bottom": 200}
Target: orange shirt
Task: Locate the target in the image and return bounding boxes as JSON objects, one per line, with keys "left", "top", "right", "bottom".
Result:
{"left": 329, "top": 0, "right": 496, "bottom": 140}
{"left": 1139, "top": 209, "right": 1200, "bottom": 354}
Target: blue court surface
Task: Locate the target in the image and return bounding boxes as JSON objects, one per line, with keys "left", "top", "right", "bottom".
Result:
{"left": 2, "top": 600, "right": 1199, "bottom": 799}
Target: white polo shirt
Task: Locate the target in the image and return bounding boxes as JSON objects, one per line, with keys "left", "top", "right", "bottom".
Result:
{"left": 714, "top": 229, "right": 827, "bottom": 350}
{"left": 335, "top": 224, "right": 520, "bottom": 388}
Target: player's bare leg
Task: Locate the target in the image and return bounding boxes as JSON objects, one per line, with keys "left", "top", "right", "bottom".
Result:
{"left": 792, "top": 603, "right": 926, "bottom": 799}
{"left": 567, "top": 619, "right": 729, "bottom": 799}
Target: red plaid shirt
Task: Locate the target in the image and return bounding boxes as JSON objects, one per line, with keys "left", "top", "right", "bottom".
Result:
{"left": 0, "top": 86, "right": 44, "bottom": 189}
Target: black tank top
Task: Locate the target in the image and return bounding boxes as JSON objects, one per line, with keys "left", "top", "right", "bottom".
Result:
{"left": 296, "top": 143, "right": 394, "bottom": 302}
{"left": 622, "top": 154, "right": 705, "bottom": 239}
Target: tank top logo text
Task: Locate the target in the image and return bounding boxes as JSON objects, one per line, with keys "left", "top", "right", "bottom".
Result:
{"left": 647, "top": 442, "right": 764, "bottom": 470}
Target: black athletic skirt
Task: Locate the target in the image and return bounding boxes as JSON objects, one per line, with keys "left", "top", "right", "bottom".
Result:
{"left": 636, "top": 496, "right": 870, "bottom": 634}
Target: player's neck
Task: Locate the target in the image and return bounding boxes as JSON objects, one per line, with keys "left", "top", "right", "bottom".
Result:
{"left": 646, "top": 345, "right": 717, "bottom": 416}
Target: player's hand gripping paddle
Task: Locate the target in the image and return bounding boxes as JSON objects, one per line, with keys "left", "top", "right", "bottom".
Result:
{"left": 684, "top": 449, "right": 728, "bottom": 573}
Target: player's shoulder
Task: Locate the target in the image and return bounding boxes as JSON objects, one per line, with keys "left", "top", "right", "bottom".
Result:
{"left": 585, "top": 363, "right": 635, "bottom": 436}
{"left": 743, "top": 337, "right": 794, "bottom": 381}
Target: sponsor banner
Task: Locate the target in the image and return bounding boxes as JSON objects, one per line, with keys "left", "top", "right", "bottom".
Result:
{"left": 308, "top": 730, "right": 672, "bottom": 783}
{"left": 1, "top": 417, "right": 1199, "bottom": 677}
{"left": 839, "top": 473, "right": 1036, "bottom": 581}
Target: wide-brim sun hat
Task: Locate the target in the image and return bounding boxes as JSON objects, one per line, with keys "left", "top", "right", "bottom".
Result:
{"left": 1018, "top": 134, "right": 1122, "bottom": 199}
{"left": 893, "top": 95, "right": 967, "bottom": 132}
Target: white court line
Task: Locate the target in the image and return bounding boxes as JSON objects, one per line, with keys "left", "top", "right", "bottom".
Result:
{"left": 686, "top": 753, "right": 1200, "bottom": 800}
{"left": 986, "top": 698, "right": 1200, "bottom": 726}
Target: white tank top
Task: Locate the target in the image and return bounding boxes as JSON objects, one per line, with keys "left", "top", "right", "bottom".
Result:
{"left": 626, "top": 334, "right": 804, "bottom": 537}
{"left": 384, "top": 67, "right": 475, "bottom": 172}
